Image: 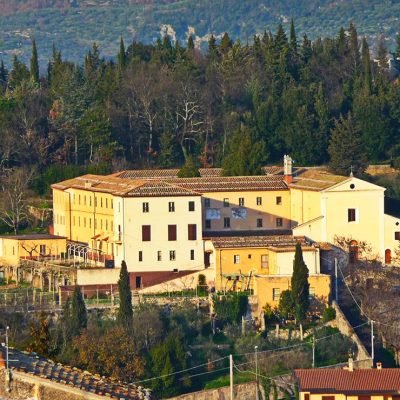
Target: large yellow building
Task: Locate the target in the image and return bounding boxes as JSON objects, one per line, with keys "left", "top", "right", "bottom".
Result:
{"left": 50, "top": 155, "right": 400, "bottom": 299}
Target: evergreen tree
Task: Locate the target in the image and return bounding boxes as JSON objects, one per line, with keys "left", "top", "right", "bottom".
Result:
{"left": 348, "top": 22, "right": 360, "bottom": 75}
{"left": 220, "top": 32, "right": 233, "bottom": 54}
{"left": 70, "top": 286, "right": 87, "bottom": 337}
{"left": 289, "top": 18, "right": 297, "bottom": 52}
{"left": 328, "top": 113, "right": 367, "bottom": 176}
{"left": 301, "top": 34, "right": 312, "bottom": 63}
{"left": 376, "top": 34, "right": 388, "bottom": 69}
{"left": 117, "top": 36, "right": 127, "bottom": 69}
{"left": 177, "top": 155, "right": 200, "bottom": 178}
{"left": 207, "top": 34, "right": 218, "bottom": 59}
{"left": 117, "top": 260, "right": 133, "bottom": 329}
{"left": 274, "top": 24, "right": 288, "bottom": 53}
{"left": 222, "top": 126, "right": 267, "bottom": 176}
{"left": 0, "top": 60, "right": 8, "bottom": 89}
{"left": 29, "top": 312, "right": 51, "bottom": 357}
{"left": 30, "top": 38, "right": 40, "bottom": 85}
{"left": 291, "top": 243, "right": 310, "bottom": 321}
{"left": 361, "top": 37, "right": 372, "bottom": 94}
{"left": 396, "top": 32, "right": 400, "bottom": 60}
{"left": 8, "top": 55, "right": 30, "bottom": 89}
{"left": 187, "top": 35, "right": 195, "bottom": 51}
{"left": 337, "top": 27, "right": 347, "bottom": 55}
{"left": 158, "top": 131, "right": 183, "bottom": 167}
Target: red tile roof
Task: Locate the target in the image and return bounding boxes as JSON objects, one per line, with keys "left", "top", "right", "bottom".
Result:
{"left": 295, "top": 369, "right": 400, "bottom": 394}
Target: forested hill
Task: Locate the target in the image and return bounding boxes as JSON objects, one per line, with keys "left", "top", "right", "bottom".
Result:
{"left": 1, "top": 0, "right": 400, "bottom": 66}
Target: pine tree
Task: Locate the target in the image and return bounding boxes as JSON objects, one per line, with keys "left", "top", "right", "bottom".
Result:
{"left": 118, "top": 260, "right": 133, "bottom": 329}
{"left": 220, "top": 32, "right": 233, "bottom": 54}
{"left": 274, "top": 24, "right": 288, "bottom": 53}
{"left": 70, "top": 286, "right": 87, "bottom": 337}
{"left": 301, "top": 34, "right": 312, "bottom": 63}
{"left": 117, "top": 36, "right": 127, "bottom": 69}
{"left": 158, "top": 131, "right": 183, "bottom": 168}
{"left": 291, "top": 243, "right": 310, "bottom": 321}
{"left": 208, "top": 34, "right": 218, "bottom": 59}
{"left": 337, "top": 27, "right": 347, "bottom": 55}
{"left": 30, "top": 38, "right": 40, "bottom": 85}
{"left": 177, "top": 155, "right": 200, "bottom": 178}
{"left": 328, "top": 113, "right": 367, "bottom": 176}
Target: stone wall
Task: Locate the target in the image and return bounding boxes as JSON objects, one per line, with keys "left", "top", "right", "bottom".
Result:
{"left": 331, "top": 301, "right": 373, "bottom": 367}
{"left": 0, "top": 369, "right": 112, "bottom": 400}
{"left": 166, "top": 381, "right": 259, "bottom": 400}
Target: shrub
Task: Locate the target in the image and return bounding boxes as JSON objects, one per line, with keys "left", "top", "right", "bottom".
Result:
{"left": 322, "top": 306, "right": 336, "bottom": 322}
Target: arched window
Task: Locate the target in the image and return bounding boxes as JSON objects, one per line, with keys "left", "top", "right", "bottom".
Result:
{"left": 385, "top": 249, "right": 392, "bottom": 265}
{"left": 349, "top": 240, "right": 359, "bottom": 263}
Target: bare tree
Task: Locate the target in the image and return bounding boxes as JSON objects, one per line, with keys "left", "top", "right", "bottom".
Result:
{"left": 0, "top": 167, "right": 35, "bottom": 234}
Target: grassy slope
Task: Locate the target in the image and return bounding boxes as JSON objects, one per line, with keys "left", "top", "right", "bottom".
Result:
{"left": 0, "top": 0, "right": 399, "bottom": 67}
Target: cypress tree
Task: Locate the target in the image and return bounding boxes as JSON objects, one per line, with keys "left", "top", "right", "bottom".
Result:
{"left": 328, "top": 113, "right": 367, "bottom": 176}
{"left": 0, "top": 60, "right": 8, "bottom": 89}
{"left": 289, "top": 18, "right": 297, "bottom": 52}
{"left": 30, "top": 38, "right": 40, "bottom": 85}
{"left": 337, "top": 27, "right": 347, "bottom": 55}
{"left": 118, "top": 260, "right": 133, "bottom": 329}
{"left": 395, "top": 32, "right": 400, "bottom": 59}
{"left": 187, "top": 35, "right": 195, "bottom": 51}
{"left": 291, "top": 243, "right": 310, "bottom": 321}
{"left": 361, "top": 37, "right": 372, "bottom": 94}
{"left": 348, "top": 22, "right": 360, "bottom": 75}
{"left": 70, "top": 286, "right": 87, "bottom": 337}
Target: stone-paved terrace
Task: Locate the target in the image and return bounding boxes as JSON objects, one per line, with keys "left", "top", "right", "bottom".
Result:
{"left": 2, "top": 347, "right": 152, "bottom": 399}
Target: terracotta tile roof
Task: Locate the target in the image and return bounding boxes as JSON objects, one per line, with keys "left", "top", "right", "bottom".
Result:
{"left": 290, "top": 169, "right": 348, "bottom": 191}
{"left": 51, "top": 175, "right": 199, "bottom": 197}
{"left": 0, "top": 234, "right": 65, "bottom": 240}
{"left": 165, "top": 176, "right": 288, "bottom": 192}
{"left": 126, "top": 180, "right": 201, "bottom": 197}
{"left": 4, "top": 348, "right": 152, "bottom": 399}
{"left": 295, "top": 368, "right": 400, "bottom": 393}
{"left": 210, "top": 235, "right": 315, "bottom": 250}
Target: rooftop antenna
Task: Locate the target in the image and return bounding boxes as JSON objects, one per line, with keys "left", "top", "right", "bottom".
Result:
{"left": 350, "top": 165, "right": 354, "bottom": 177}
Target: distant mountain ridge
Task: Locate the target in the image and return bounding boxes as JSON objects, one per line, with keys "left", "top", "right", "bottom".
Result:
{"left": 0, "top": 0, "right": 399, "bottom": 66}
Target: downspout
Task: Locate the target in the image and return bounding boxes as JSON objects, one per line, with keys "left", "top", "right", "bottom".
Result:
{"left": 122, "top": 197, "right": 126, "bottom": 261}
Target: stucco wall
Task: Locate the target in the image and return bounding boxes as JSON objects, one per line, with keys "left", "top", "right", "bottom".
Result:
{"left": 77, "top": 267, "right": 121, "bottom": 285}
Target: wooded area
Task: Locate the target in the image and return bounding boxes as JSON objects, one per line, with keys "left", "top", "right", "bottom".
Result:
{"left": 0, "top": 22, "right": 399, "bottom": 190}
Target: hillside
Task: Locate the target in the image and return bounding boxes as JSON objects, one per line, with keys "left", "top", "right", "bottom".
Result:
{"left": 0, "top": 0, "right": 399, "bottom": 66}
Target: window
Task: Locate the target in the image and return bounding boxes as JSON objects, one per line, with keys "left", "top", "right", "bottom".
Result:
{"left": 168, "top": 225, "right": 177, "bottom": 241}
{"left": 111, "top": 199, "right": 113, "bottom": 209}
{"left": 276, "top": 218, "right": 283, "bottom": 227}
{"left": 89, "top": 197, "right": 92, "bottom": 207}
{"left": 188, "top": 224, "right": 197, "bottom": 240}
{"left": 40, "top": 245, "right": 46, "bottom": 255}
{"left": 157, "top": 251, "right": 162, "bottom": 261}
{"left": 188, "top": 201, "right": 195, "bottom": 211}
{"left": 89, "top": 218, "right": 92, "bottom": 229}
{"left": 276, "top": 196, "right": 282, "bottom": 205}
{"left": 78, "top": 216, "right": 81, "bottom": 227}
{"left": 170, "top": 250, "right": 176, "bottom": 261}
{"left": 135, "top": 276, "right": 142, "bottom": 289}
{"left": 348, "top": 208, "right": 356, "bottom": 222}
{"left": 272, "top": 288, "right": 281, "bottom": 301}
{"left": 84, "top": 217, "right": 86, "bottom": 228}
{"left": 84, "top": 195, "right": 86, "bottom": 206}
{"left": 168, "top": 202, "right": 175, "bottom": 212}
{"left": 142, "top": 225, "right": 151, "bottom": 241}
{"left": 223, "top": 198, "right": 229, "bottom": 207}
{"left": 106, "top": 220, "right": 108, "bottom": 230}
{"left": 138, "top": 251, "right": 143, "bottom": 262}
{"left": 239, "top": 197, "right": 245, "bottom": 207}
{"left": 79, "top": 194, "right": 81, "bottom": 205}
{"left": 100, "top": 198, "right": 103, "bottom": 208}
{"left": 309, "top": 287, "right": 315, "bottom": 299}
{"left": 143, "top": 202, "right": 149, "bottom": 213}
{"left": 234, "top": 255, "right": 240, "bottom": 264}
{"left": 205, "top": 219, "right": 211, "bottom": 229}
{"left": 106, "top": 198, "right": 108, "bottom": 208}
{"left": 395, "top": 232, "right": 400, "bottom": 240}
{"left": 204, "top": 198, "right": 211, "bottom": 208}
{"left": 256, "top": 197, "right": 262, "bottom": 206}
{"left": 94, "top": 197, "right": 97, "bottom": 207}
{"left": 100, "top": 219, "right": 102, "bottom": 229}
{"left": 304, "top": 395, "right": 310, "bottom": 400}
{"left": 190, "top": 249, "right": 195, "bottom": 260}
{"left": 257, "top": 218, "right": 263, "bottom": 228}
{"left": 261, "top": 254, "right": 269, "bottom": 269}
{"left": 224, "top": 217, "right": 231, "bottom": 228}
{"left": 118, "top": 202, "right": 120, "bottom": 212}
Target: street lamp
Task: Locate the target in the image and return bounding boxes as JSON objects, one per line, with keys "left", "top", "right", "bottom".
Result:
{"left": 254, "top": 345, "right": 259, "bottom": 400}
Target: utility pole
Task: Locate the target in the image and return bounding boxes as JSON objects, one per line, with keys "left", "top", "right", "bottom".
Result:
{"left": 255, "top": 346, "right": 259, "bottom": 400}
{"left": 230, "top": 354, "right": 234, "bottom": 400}
{"left": 334, "top": 258, "right": 338, "bottom": 303}
{"left": 312, "top": 333, "right": 316, "bottom": 368}
{"left": 371, "top": 320, "right": 375, "bottom": 363}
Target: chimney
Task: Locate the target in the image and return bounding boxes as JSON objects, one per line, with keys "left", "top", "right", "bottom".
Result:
{"left": 284, "top": 155, "right": 293, "bottom": 184}
{"left": 348, "top": 356, "right": 354, "bottom": 372}
{"left": 85, "top": 180, "right": 92, "bottom": 189}
{"left": 377, "top": 362, "right": 382, "bottom": 370}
